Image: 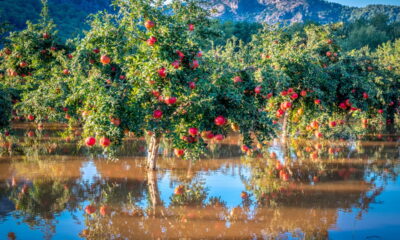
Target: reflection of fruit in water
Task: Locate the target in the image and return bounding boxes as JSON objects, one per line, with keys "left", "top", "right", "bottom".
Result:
{"left": 7, "top": 232, "right": 16, "bottom": 240}
{"left": 241, "top": 191, "right": 248, "bottom": 199}
{"left": 174, "top": 185, "right": 185, "bottom": 195}
{"left": 100, "top": 205, "right": 109, "bottom": 216}
{"left": 85, "top": 205, "right": 96, "bottom": 215}
{"left": 80, "top": 229, "right": 89, "bottom": 238}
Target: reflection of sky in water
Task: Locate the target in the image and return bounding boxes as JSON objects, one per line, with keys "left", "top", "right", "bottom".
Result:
{"left": 80, "top": 160, "right": 100, "bottom": 184}
{"left": 331, "top": 177, "right": 400, "bottom": 240}
{"left": 158, "top": 166, "right": 252, "bottom": 208}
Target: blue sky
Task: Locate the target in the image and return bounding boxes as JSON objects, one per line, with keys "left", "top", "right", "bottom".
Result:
{"left": 328, "top": 0, "right": 400, "bottom": 7}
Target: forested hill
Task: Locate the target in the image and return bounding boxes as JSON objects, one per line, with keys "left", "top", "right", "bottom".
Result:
{"left": 1, "top": 0, "right": 400, "bottom": 41}
{"left": 0, "top": 0, "right": 113, "bottom": 40}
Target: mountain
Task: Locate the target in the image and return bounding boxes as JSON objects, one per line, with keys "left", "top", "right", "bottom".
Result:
{"left": 209, "top": 0, "right": 400, "bottom": 24}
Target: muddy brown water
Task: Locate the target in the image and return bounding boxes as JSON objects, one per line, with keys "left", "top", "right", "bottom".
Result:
{"left": 0, "top": 126, "right": 399, "bottom": 239}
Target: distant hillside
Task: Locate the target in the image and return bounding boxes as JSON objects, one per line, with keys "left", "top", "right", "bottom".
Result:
{"left": 0, "top": 0, "right": 113, "bottom": 40}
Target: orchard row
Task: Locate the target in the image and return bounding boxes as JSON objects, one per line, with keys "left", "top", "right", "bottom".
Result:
{"left": 0, "top": 0, "right": 399, "bottom": 168}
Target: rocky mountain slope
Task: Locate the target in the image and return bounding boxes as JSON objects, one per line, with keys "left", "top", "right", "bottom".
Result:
{"left": 209, "top": 0, "right": 400, "bottom": 24}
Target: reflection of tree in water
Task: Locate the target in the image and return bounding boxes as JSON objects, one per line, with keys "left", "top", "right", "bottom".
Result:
{"left": 0, "top": 136, "right": 398, "bottom": 239}
{"left": 239, "top": 140, "right": 399, "bottom": 238}
{"left": 5, "top": 179, "right": 82, "bottom": 240}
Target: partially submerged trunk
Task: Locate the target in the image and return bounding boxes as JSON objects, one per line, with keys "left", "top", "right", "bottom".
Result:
{"left": 147, "top": 135, "right": 160, "bottom": 170}
{"left": 147, "top": 170, "right": 162, "bottom": 216}
{"left": 281, "top": 112, "right": 289, "bottom": 143}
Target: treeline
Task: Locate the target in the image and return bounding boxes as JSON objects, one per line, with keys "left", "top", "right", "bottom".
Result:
{"left": 0, "top": 0, "right": 113, "bottom": 41}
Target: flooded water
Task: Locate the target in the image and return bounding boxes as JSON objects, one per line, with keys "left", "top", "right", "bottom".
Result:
{"left": 0, "top": 125, "right": 400, "bottom": 239}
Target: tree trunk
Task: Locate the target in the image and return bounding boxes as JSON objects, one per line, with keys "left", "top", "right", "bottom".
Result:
{"left": 147, "top": 170, "right": 161, "bottom": 206}
{"left": 281, "top": 112, "right": 288, "bottom": 143}
{"left": 147, "top": 135, "right": 160, "bottom": 170}
{"left": 147, "top": 170, "right": 161, "bottom": 216}
{"left": 386, "top": 107, "right": 395, "bottom": 133}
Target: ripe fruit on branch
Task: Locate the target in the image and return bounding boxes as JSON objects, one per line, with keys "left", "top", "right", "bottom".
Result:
{"left": 377, "top": 109, "right": 384, "bottom": 114}
{"left": 281, "top": 101, "right": 292, "bottom": 110}
{"left": 201, "top": 131, "right": 214, "bottom": 139}
{"left": 214, "top": 116, "right": 227, "bottom": 126}
{"left": 314, "top": 99, "right": 321, "bottom": 105}
{"left": 363, "top": 92, "right": 369, "bottom": 99}
{"left": 153, "top": 110, "right": 163, "bottom": 119}
{"left": 329, "top": 121, "right": 337, "bottom": 128}
{"left": 188, "top": 127, "right": 198, "bottom": 136}
{"left": 310, "top": 121, "right": 319, "bottom": 129}
{"left": 171, "top": 60, "right": 180, "bottom": 69}
{"left": 174, "top": 149, "right": 185, "bottom": 157}
{"left": 300, "top": 90, "right": 307, "bottom": 97}
{"left": 43, "top": 32, "right": 50, "bottom": 39}
{"left": 188, "top": 82, "right": 196, "bottom": 89}
{"left": 314, "top": 131, "right": 323, "bottom": 138}
{"left": 254, "top": 86, "right": 262, "bottom": 94}
{"left": 339, "top": 102, "right": 347, "bottom": 110}
{"left": 147, "top": 36, "right": 157, "bottom": 46}
{"left": 276, "top": 109, "right": 285, "bottom": 118}
{"left": 100, "top": 55, "right": 111, "bottom": 65}
{"left": 158, "top": 68, "right": 167, "bottom": 78}
{"left": 290, "top": 93, "right": 298, "bottom": 100}
{"left": 27, "top": 114, "right": 35, "bottom": 121}
{"left": 176, "top": 50, "right": 185, "bottom": 59}
{"left": 19, "top": 61, "right": 28, "bottom": 68}
{"left": 151, "top": 91, "right": 160, "bottom": 97}
{"left": 93, "top": 48, "right": 100, "bottom": 54}
{"left": 326, "top": 51, "right": 332, "bottom": 57}
{"left": 164, "top": 97, "right": 177, "bottom": 105}
{"left": 233, "top": 76, "right": 242, "bottom": 83}
{"left": 214, "top": 134, "right": 224, "bottom": 141}
{"left": 85, "top": 137, "right": 96, "bottom": 147}
{"left": 145, "top": 20, "right": 155, "bottom": 29}
{"left": 191, "top": 60, "right": 199, "bottom": 69}
{"left": 100, "top": 137, "right": 111, "bottom": 147}
{"left": 188, "top": 24, "right": 195, "bottom": 31}
{"left": 241, "top": 145, "right": 250, "bottom": 152}
{"left": 63, "top": 69, "right": 70, "bottom": 75}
